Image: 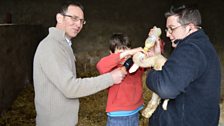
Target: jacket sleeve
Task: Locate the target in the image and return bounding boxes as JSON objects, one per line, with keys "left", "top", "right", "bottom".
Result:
{"left": 146, "top": 42, "right": 207, "bottom": 99}
{"left": 96, "top": 53, "right": 121, "bottom": 74}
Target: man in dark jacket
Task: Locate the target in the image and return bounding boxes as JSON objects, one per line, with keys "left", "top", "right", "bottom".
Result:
{"left": 146, "top": 4, "right": 221, "bottom": 126}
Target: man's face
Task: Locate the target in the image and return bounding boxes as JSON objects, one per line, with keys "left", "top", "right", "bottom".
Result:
{"left": 60, "top": 5, "right": 85, "bottom": 39}
{"left": 165, "top": 15, "right": 190, "bottom": 48}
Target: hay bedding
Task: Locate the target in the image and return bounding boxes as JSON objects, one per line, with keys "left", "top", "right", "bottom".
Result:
{"left": 0, "top": 76, "right": 223, "bottom": 126}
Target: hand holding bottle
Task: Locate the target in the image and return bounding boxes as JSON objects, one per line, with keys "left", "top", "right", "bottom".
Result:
{"left": 144, "top": 26, "right": 162, "bottom": 52}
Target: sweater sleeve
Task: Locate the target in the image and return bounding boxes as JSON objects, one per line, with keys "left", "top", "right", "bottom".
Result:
{"left": 96, "top": 53, "right": 121, "bottom": 74}
{"left": 146, "top": 42, "right": 207, "bottom": 99}
{"left": 37, "top": 41, "right": 114, "bottom": 98}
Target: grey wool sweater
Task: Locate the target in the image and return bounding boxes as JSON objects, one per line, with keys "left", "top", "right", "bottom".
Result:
{"left": 33, "top": 27, "right": 114, "bottom": 126}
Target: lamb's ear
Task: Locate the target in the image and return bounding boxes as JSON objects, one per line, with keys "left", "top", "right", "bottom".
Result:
{"left": 129, "top": 64, "right": 139, "bottom": 73}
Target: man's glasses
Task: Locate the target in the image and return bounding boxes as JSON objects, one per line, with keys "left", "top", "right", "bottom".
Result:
{"left": 62, "top": 14, "right": 86, "bottom": 25}
{"left": 165, "top": 24, "right": 188, "bottom": 34}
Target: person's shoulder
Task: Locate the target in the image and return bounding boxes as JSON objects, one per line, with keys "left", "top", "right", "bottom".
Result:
{"left": 38, "top": 37, "right": 62, "bottom": 54}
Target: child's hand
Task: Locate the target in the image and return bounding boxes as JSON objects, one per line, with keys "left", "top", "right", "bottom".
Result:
{"left": 129, "top": 47, "right": 145, "bottom": 55}
{"left": 120, "top": 47, "right": 144, "bottom": 59}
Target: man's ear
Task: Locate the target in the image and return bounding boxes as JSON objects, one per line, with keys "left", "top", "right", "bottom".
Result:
{"left": 188, "top": 23, "right": 196, "bottom": 31}
{"left": 56, "top": 13, "right": 64, "bottom": 24}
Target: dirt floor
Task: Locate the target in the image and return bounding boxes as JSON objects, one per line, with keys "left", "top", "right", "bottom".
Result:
{"left": 0, "top": 73, "right": 223, "bottom": 126}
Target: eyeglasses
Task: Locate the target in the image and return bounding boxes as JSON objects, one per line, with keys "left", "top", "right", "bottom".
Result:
{"left": 62, "top": 14, "right": 86, "bottom": 25}
{"left": 165, "top": 24, "right": 188, "bottom": 34}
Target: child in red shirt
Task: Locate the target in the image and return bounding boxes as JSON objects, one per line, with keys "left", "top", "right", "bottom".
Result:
{"left": 96, "top": 33, "right": 145, "bottom": 126}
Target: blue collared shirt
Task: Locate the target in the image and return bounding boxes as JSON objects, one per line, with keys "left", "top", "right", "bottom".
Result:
{"left": 65, "top": 37, "right": 72, "bottom": 46}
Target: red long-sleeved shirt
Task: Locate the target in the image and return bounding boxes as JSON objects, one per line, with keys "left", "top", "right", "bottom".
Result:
{"left": 96, "top": 53, "right": 144, "bottom": 112}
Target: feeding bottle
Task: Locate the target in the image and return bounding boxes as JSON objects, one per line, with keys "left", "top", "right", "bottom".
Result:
{"left": 144, "top": 27, "right": 162, "bottom": 51}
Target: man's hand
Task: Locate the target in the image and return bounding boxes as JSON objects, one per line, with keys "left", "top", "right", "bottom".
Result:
{"left": 146, "top": 26, "right": 163, "bottom": 57}
{"left": 110, "top": 68, "right": 127, "bottom": 84}
{"left": 147, "top": 39, "right": 162, "bottom": 57}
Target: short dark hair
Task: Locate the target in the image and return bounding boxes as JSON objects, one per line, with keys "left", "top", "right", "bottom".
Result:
{"left": 58, "top": 0, "right": 84, "bottom": 14}
{"left": 165, "top": 4, "right": 201, "bottom": 26}
{"left": 109, "top": 33, "right": 131, "bottom": 53}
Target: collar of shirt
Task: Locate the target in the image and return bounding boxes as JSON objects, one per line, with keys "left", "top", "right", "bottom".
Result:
{"left": 65, "top": 37, "right": 72, "bottom": 46}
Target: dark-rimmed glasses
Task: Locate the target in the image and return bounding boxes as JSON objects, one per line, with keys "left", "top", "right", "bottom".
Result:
{"left": 165, "top": 24, "right": 188, "bottom": 34}
{"left": 62, "top": 14, "right": 86, "bottom": 25}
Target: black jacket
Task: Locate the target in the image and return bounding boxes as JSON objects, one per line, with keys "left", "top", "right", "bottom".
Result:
{"left": 146, "top": 29, "right": 221, "bottom": 126}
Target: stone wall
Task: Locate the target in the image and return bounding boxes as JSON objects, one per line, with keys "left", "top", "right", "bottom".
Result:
{"left": 0, "top": 24, "right": 46, "bottom": 113}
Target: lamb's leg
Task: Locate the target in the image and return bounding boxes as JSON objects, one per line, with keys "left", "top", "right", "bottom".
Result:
{"left": 142, "top": 94, "right": 170, "bottom": 118}
{"left": 141, "top": 54, "right": 169, "bottom": 118}
{"left": 142, "top": 93, "right": 161, "bottom": 118}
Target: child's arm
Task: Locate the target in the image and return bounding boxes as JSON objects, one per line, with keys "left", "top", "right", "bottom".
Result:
{"left": 96, "top": 53, "right": 121, "bottom": 74}
{"left": 97, "top": 47, "right": 144, "bottom": 74}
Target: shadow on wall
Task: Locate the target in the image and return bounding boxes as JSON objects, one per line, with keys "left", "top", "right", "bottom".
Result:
{"left": 0, "top": 24, "right": 46, "bottom": 114}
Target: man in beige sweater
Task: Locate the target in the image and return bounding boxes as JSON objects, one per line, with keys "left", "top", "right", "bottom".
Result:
{"left": 33, "top": 1, "right": 126, "bottom": 126}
